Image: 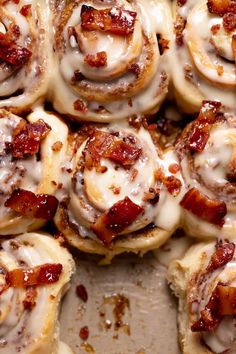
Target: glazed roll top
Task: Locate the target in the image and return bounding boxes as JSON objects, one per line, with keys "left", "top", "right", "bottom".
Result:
{"left": 0, "top": 0, "right": 51, "bottom": 112}
{"left": 171, "top": 0, "right": 236, "bottom": 113}
{"left": 168, "top": 239, "right": 236, "bottom": 354}
{"left": 0, "top": 109, "right": 68, "bottom": 235}
{"left": 55, "top": 120, "right": 184, "bottom": 256}
{"left": 176, "top": 101, "right": 236, "bottom": 238}
{"left": 52, "top": 0, "right": 172, "bottom": 122}
{"left": 0, "top": 232, "right": 75, "bottom": 354}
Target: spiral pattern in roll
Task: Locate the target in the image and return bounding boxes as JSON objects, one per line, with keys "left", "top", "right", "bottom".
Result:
{"left": 51, "top": 0, "right": 172, "bottom": 122}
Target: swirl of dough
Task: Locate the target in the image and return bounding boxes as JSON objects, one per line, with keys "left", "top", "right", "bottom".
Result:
{"left": 54, "top": 120, "right": 184, "bottom": 261}
{"left": 0, "top": 0, "right": 52, "bottom": 113}
{"left": 176, "top": 101, "right": 236, "bottom": 239}
{"left": 51, "top": 0, "right": 172, "bottom": 122}
{"left": 0, "top": 109, "right": 68, "bottom": 235}
{"left": 168, "top": 239, "right": 236, "bottom": 354}
{"left": 0, "top": 232, "right": 75, "bottom": 354}
{"left": 171, "top": 0, "right": 236, "bottom": 113}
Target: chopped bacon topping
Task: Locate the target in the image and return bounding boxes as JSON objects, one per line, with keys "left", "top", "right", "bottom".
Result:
{"left": 155, "top": 168, "right": 182, "bottom": 196}
{"left": 174, "top": 15, "right": 186, "bottom": 46}
{"left": 23, "top": 287, "right": 37, "bottom": 310}
{"left": 84, "top": 51, "right": 107, "bottom": 67}
{"left": 5, "top": 189, "right": 58, "bottom": 220}
{"left": 207, "top": 0, "right": 236, "bottom": 16}
{"left": 91, "top": 197, "right": 144, "bottom": 246}
{"left": 7, "top": 119, "right": 51, "bottom": 158}
{"left": 180, "top": 188, "right": 227, "bottom": 226}
{"left": 80, "top": 5, "right": 137, "bottom": 36}
{"left": 223, "top": 12, "right": 236, "bottom": 31}
{"left": 5, "top": 263, "right": 62, "bottom": 288}
{"left": 187, "top": 101, "right": 223, "bottom": 152}
{"left": 73, "top": 99, "right": 88, "bottom": 112}
{"left": 206, "top": 240, "right": 235, "bottom": 273}
{"left": 80, "top": 326, "right": 89, "bottom": 341}
{"left": 84, "top": 130, "right": 142, "bottom": 171}
{"left": 211, "top": 24, "right": 221, "bottom": 34}
{"left": 0, "top": 31, "right": 32, "bottom": 66}
{"left": 20, "top": 4, "right": 32, "bottom": 17}
{"left": 192, "top": 283, "right": 236, "bottom": 332}
{"left": 191, "top": 285, "right": 222, "bottom": 332}
{"left": 177, "top": 0, "right": 187, "bottom": 5}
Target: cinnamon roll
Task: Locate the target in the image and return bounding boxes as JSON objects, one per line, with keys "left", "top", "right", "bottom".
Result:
{"left": 0, "top": 109, "right": 68, "bottom": 235}
{"left": 51, "top": 0, "right": 172, "bottom": 122}
{"left": 0, "top": 0, "right": 51, "bottom": 113}
{"left": 0, "top": 232, "right": 75, "bottom": 354}
{"left": 54, "top": 120, "right": 184, "bottom": 260}
{"left": 168, "top": 239, "right": 236, "bottom": 354}
{"left": 176, "top": 101, "right": 236, "bottom": 239}
{"left": 171, "top": 0, "right": 236, "bottom": 113}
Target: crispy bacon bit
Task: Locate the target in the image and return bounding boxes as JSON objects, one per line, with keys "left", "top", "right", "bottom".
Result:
{"left": 5, "top": 263, "right": 62, "bottom": 288}
{"left": 0, "top": 43, "right": 32, "bottom": 66}
{"left": 177, "top": 0, "right": 187, "bottom": 5}
{"left": 5, "top": 189, "right": 58, "bottom": 220}
{"left": 192, "top": 283, "right": 236, "bottom": 332}
{"left": 76, "top": 284, "right": 88, "bottom": 302}
{"left": 211, "top": 24, "right": 221, "bottom": 34}
{"left": 80, "top": 5, "right": 137, "bottom": 36}
{"left": 80, "top": 326, "right": 89, "bottom": 341}
{"left": 51, "top": 141, "right": 63, "bottom": 152}
{"left": 223, "top": 12, "right": 236, "bottom": 31}
{"left": 109, "top": 185, "right": 121, "bottom": 195}
{"left": 72, "top": 70, "right": 85, "bottom": 83}
{"left": 180, "top": 188, "right": 227, "bottom": 226}
{"left": 207, "top": 0, "right": 236, "bottom": 16}
{"left": 206, "top": 240, "right": 235, "bottom": 273}
{"left": 91, "top": 197, "right": 144, "bottom": 246}
{"left": 8, "top": 119, "right": 51, "bottom": 158}
{"left": 217, "top": 64, "right": 224, "bottom": 76}
{"left": 174, "top": 15, "right": 186, "bottom": 46}
{"left": 73, "top": 99, "right": 88, "bottom": 112}
{"left": 217, "top": 285, "right": 236, "bottom": 315}
{"left": 20, "top": 4, "right": 32, "bottom": 17}
{"left": 23, "top": 287, "right": 37, "bottom": 310}
{"left": 155, "top": 168, "right": 182, "bottom": 196}
{"left": 84, "top": 130, "right": 142, "bottom": 171}
{"left": 128, "top": 63, "right": 140, "bottom": 77}
{"left": 232, "top": 34, "right": 236, "bottom": 62}
{"left": 191, "top": 285, "right": 222, "bottom": 332}
{"left": 187, "top": 101, "right": 223, "bottom": 152}
{"left": 84, "top": 51, "right": 107, "bottom": 67}
{"left": 168, "top": 163, "right": 180, "bottom": 174}
{"left": 158, "top": 37, "right": 170, "bottom": 54}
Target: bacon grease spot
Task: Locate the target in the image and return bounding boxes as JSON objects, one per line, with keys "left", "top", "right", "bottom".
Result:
{"left": 5, "top": 189, "right": 58, "bottom": 220}
{"left": 180, "top": 188, "right": 227, "bottom": 226}
{"left": 91, "top": 197, "right": 144, "bottom": 246}
{"left": 80, "top": 5, "right": 137, "bottom": 35}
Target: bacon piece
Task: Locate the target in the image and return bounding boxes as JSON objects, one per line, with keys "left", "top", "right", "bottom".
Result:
{"left": 0, "top": 32, "right": 32, "bottom": 66}
{"left": 217, "top": 285, "right": 236, "bottom": 315}
{"left": 84, "top": 51, "right": 107, "bottom": 67}
{"left": 155, "top": 168, "right": 182, "bottom": 196}
{"left": 5, "top": 189, "right": 58, "bottom": 220}
{"left": 191, "top": 285, "right": 222, "bottom": 332}
{"left": 84, "top": 130, "right": 142, "bottom": 171}
{"left": 73, "top": 99, "right": 88, "bottom": 112}
{"left": 8, "top": 119, "right": 51, "bottom": 158}
{"left": 5, "top": 263, "right": 62, "bottom": 288}
{"left": 91, "top": 197, "right": 144, "bottom": 246}
{"left": 223, "top": 12, "right": 236, "bottom": 31}
{"left": 20, "top": 4, "right": 32, "bottom": 17}
{"left": 232, "top": 34, "right": 236, "bottom": 63}
{"left": 76, "top": 284, "right": 88, "bottom": 302}
{"left": 174, "top": 15, "right": 186, "bottom": 46}
{"left": 180, "top": 188, "right": 227, "bottom": 226}
{"left": 187, "top": 101, "right": 223, "bottom": 152}
{"left": 207, "top": 0, "right": 236, "bottom": 16}
{"left": 206, "top": 240, "right": 235, "bottom": 273}
{"left": 23, "top": 287, "right": 37, "bottom": 310}
{"left": 80, "top": 5, "right": 137, "bottom": 36}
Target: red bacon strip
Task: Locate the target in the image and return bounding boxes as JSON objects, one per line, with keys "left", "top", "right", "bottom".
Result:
{"left": 206, "top": 240, "right": 235, "bottom": 273}
{"left": 84, "top": 130, "right": 142, "bottom": 171}
{"left": 0, "top": 32, "right": 32, "bottom": 66}
{"left": 5, "top": 263, "right": 62, "bottom": 288}
{"left": 5, "top": 189, "right": 58, "bottom": 220}
{"left": 8, "top": 119, "right": 51, "bottom": 158}
{"left": 187, "top": 101, "right": 223, "bottom": 152}
{"left": 91, "top": 197, "right": 144, "bottom": 246}
{"left": 80, "top": 5, "right": 137, "bottom": 36}
{"left": 180, "top": 188, "right": 227, "bottom": 226}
